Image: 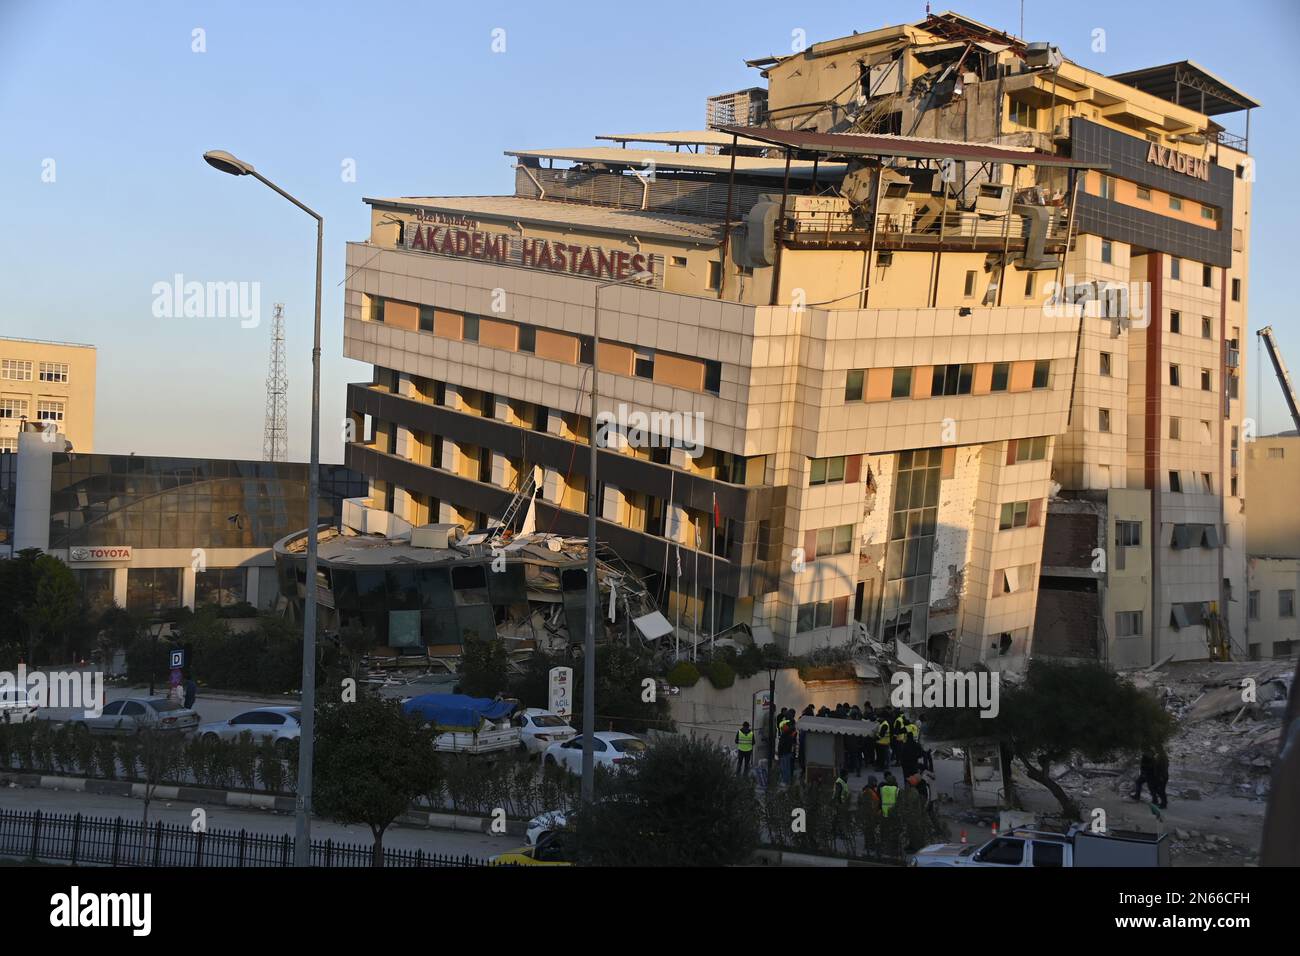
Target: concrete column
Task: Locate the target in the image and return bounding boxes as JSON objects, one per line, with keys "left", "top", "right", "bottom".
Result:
{"left": 245, "top": 565, "right": 260, "bottom": 607}
{"left": 666, "top": 503, "right": 689, "bottom": 543}
{"left": 542, "top": 467, "right": 562, "bottom": 504}
{"left": 493, "top": 395, "right": 512, "bottom": 423}
{"left": 13, "top": 429, "right": 56, "bottom": 551}
{"left": 444, "top": 384, "right": 463, "bottom": 412}
{"left": 546, "top": 408, "right": 563, "bottom": 436}
{"left": 394, "top": 486, "right": 413, "bottom": 522}
{"left": 601, "top": 484, "right": 623, "bottom": 523}
{"left": 182, "top": 565, "right": 196, "bottom": 610}
{"left": 112, "top": 567, "right": 128, "bottom": 608}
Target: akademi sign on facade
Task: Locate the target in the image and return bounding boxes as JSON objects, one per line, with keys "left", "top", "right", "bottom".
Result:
{"left": 69, "top": 546, "right": 132, "bottom": 563}
{"left": 404, "top": 223, "right": 664, "bottom": 287}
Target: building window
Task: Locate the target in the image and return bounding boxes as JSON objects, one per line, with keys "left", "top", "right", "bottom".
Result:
{"left": 1117, "top": 520, "right": 1142, "bottom": 548}
{"left": 1282, "top": 590, "right": 1297, "bottom": 619}
{"left": 1169, "top": 417, "right": 1180, "bottom": 440}
{"left": 1024, "top": 272, "right": 1035, "bottom": 298}
{"left": 813, "top": 524, "right": 854, "bottom": 557}
{"left": 797, "top": 600, "right": 834, "bottom": 633}
{"left": 998, "top": 500, "right": 1037, "bottom": 530}
{"left": 963, "top": 271, "right": 976, "bottom": 297}
{"left": 1203, "top": 264, "right": 1213, "bottom": 288}
{"left": 1202, "top": 473, "right": 1213, "bottom": 494}
{"left": 418, "top": 305, "right": 434, "bottom": 332}
{"left": 36, "top": 401, "right": 64, "bottom": 424}
{"left": 1012, "top": 436, "right": 1049, "bottom": 463}
{"left": 1169, "top": 471, "right": 1182, "bottom": 493}
{"left": 1136, "top": 185, "right": 1151, "bottom": 201}
{"left": 1170, "top": 257, "right": 1181, "bottom": 280}
{"left": 1100, "top": 176, "right": 1116, "bottom": 200}
{"left": 670, "top": 255, "right": 687, "bottom": 267}
{"left": 882, "top": 449, "right": 941, "bottom": 650}
{"left": 1201, "top": 369, "right": 1212, "bottom": 392}
{"left": 1170, "top": 311, "right": 1180, "bottom": 334}
{"left": 0, "top": 398, "right": 27, "bottom": 419}
{"left": 1099, "top": 408, "right": 1111, "bottom": 433}
{"left": 518, "top": 326, "right": 536, "bottom": 353}
{"left": 196, "top": 568, "right": 247, "bottom": 607}
{"left": 1200, "top": 206, "right": 1217, "bottom": 222}
{"left": 1231, "top": 278, "right": 1241, "bottom": 302}
{"left": 891, "top": 367, "right": 913, "bottom": 398}
{"left": 1010, "top": 100, "right": 1037, "bottom": 129}
{"left": 1100, "top": 239, "right": 1113, "bottom": 264}
{"left": 1032, "top": 359, "right": 1051, "bottom": 389}
{"left": 0, "top": 437, "right": 16, "bottom": 453}
{"left": 707, "top": 261, "right": 722, "bottom": 291}
{"left": 1169, "top": 195, "right": 1183, "bottom": 211}
{"left": 1116, "top": 610, "right": 1143, "bottom": 637}
{"left": 990, "top": 362, "right": 1010, "bottom": 391}
{"left": 633, "top": 348, "right": 655, "bottom": 379}
{"left": 38, "top": 362, "right": 69, "bottom": 383}
{"left": 809, "top": 456, "right": 847, "bottom": 487}
{"left": 1169, "top": 364, "right": 1180, "bottom": 387}
{"left": 1249, "top": 590, "right": 1259, "bottom": 620}
{"left": 462, "top": 315, "right": 479, "bottom": 342}
{"left": 845, "top": 370, "right": 864, "bottom": 402}
{"left": 931, "top": 364, "right": 973, "bottom": 396}
{"left": 1201, "top": 316, "right": 1212, "bottom": 340}
{"left": 1, "top": 359, "right": 32, "bottom": 381}
{"left": 1099, "top": 352, "right": 1112, "bottom": 377}
{"left": 368, "top": 297, "right": 385, "bottom": 323}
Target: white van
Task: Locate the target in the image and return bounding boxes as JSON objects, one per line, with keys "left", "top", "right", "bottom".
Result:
{"left": 0, "top": 688, "right": 38, "bottom": 724}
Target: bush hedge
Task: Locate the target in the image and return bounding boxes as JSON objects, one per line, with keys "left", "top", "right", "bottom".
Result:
{"left": 667, "top": 661, "right": 700, "bottom": 688}
{"left": 705, "top": 659, "right": 736, "bottom": 689}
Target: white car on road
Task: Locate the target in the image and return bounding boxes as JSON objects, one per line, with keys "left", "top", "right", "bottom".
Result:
{"left": 0, "top": 688, "right": 38, "bottom": 724}
{"left": 198, "top": 706, "right": 301, "bottom": 754}
{"left": 514, "top": 708, "right": 576, "bottom": 756}
{"left": 542, "top": 732, "right": 647, "bottom": 775}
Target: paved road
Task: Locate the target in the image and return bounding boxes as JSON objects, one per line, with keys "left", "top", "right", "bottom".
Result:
{"left": 0, "top": 786, "right": 518, "bottom": 859}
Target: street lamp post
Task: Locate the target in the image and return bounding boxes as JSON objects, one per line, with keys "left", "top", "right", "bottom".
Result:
{"left": 580, "top": 270, "right": 653, "bottom": 805}
{"left": 203, "top": 150, "right": 323, "bottom": 867}
{"left": 766, "top": 664, "right": 777, "bottom": 788}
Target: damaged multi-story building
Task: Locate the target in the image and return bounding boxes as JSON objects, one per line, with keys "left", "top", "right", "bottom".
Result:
{"left": 329, "top": 11, "right": 1255, "bottom": 669}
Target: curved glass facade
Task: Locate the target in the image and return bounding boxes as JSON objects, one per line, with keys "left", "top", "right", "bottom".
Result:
{"left": 45, "top": 454, "right": 366, "bottom": 550}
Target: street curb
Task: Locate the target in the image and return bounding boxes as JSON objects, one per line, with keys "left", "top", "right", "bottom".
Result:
{"left": 1, "top": 771, "right": 526, "bottom": 834}
{"left": 751, "top": 847, "right": 892, "bottom": 867}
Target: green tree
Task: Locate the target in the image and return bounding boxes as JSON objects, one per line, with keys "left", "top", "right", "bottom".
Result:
{"left": 574, "top": 643, "right": 673, "bottom": 734}
{"left": 314, "top": 695, "right": 439, "bottom": 866}
{"left": 27, "top": 554, "right": 80, "bottom": 664}
{"left": 927, "top": 659, "right": 1175, "bottom": 819}
{"left": 458, "top": 636, "right": 510, "bottom": 698}
{"left": 574, "top": 735, "right": 760, "bottom": 866}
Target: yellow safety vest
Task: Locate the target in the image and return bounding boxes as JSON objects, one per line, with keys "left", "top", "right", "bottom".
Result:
{"left": 737, "top": 731, "right": 754, "bottom": 752}
{"left": 834, "top": 777, "right": 848, "bottom": 802}
{"left": 880, "top": 785, "right": 899, "bottom": 816}
{"left": 893, "top": 716, "right": 907, "bottom": 742}
{"left": 906, "top": 722, "right": 920, "bottom": 743}
{"left": 877, "top": 721, "right": 891, "bottom": 745}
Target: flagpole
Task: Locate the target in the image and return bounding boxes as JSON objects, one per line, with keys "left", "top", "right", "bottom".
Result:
{"left": 710, "top": 493, "right": 717, "bottom": 652}
{"left": 674, "top": 545, "right": 681, "bottom": 662}
{"left": 692, "top": 518, "right": 700, "bottom": 663}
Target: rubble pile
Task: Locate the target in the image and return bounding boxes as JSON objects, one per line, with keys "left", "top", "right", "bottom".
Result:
{"left": 1127, "top": 660, "right": 1292, "bottom": 802}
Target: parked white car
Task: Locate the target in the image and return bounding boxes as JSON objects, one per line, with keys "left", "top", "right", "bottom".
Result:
{"left": 73, "top": 697, "right": 200, "bottom": 736}
{"left": 526, "top": 809, "right": 568, "bottom": 846}
{"left": 513, "top": 708, "right": 576, "bottom": 756}
{"left": 0, "top": 688, "right": 38, "bottom": 724}
{"left": 542, "top": 732, "right": 647, "bottom": 775}
{"left": 198, "top": 707, "right": 301, "bottom": 754}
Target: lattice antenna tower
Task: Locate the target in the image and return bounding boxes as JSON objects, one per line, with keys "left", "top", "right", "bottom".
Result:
{"left": 263, "top": 303, "right": 289, "bottom": 461}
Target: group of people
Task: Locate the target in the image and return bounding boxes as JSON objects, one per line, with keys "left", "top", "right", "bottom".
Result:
{"left": 1132, "top": 748, "right": 1171, "bottom": 809}
{"left": 833, "top": 769, "right": 929, "bottom": 815}
{"left": 736, "top": 701, "right": 934, "bottom": 797}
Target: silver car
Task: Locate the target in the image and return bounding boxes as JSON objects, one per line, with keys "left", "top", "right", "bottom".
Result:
{"left": 73, "top": 697, "right": 200, "bottom": 736}
{"left": 198, "top": 707, "right": 301, "bottom": 754}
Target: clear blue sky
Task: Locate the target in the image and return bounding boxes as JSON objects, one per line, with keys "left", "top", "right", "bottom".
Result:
{"left": 2, "top": 0, "right": 1297, "bottom": 461}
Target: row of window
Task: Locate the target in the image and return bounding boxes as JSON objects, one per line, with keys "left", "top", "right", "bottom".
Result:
{"left": 1248, "top": 589, "right": 1296, "bottom": 621}
{"left": 368, "top": 296, "right": 723, "bottom": 394}
{"left": 0, "top": 360, "right": 70, "bottom": 383}
{"left": 845, "top": 360, "right": 1051, "bottom": 403}
{"left": 1168, "top": 311, "right": 1215, "bottom": 339}
{"left": 998, "top": 499, "right": 1042, "bottom": 530}
{"left": 1097, "top": 246, "right": 1239, "bottom": 305}
{"left": 0, "top": 398, "right": 64, "bottom": 421}
{"left": 1167, "top": 364, "right": 1215, "bottom": 391}
{"left": 1098, "top": 175, "right": 1218, "bottom": 222}
{"left": 1167, "top": 471, "right": 1214, "bottom": 494}
{"left": 796, "top": 595, "right": 851, "bottom": 633}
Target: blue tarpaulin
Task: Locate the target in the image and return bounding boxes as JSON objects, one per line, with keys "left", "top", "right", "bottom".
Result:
{"left": 402, "top": 694, "right": 515, "bottom": 730}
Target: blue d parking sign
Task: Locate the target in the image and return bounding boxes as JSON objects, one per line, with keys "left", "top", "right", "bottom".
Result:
{"left": 169, "top": 649, "right": 185, "bottom": 669}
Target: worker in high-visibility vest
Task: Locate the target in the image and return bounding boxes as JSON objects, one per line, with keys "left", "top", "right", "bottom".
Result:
{"left": 833, "top": 768, "right": 850, "bottom": 804}
{"left": 735, "top": 722, "right": 755, "bottom": 777}
{"left": 892, "top": 711, "right": 909, "bottom": 766}
{"left": 875, "top": 715, "right": 893, "bottom": 771}
{"left": 880, "top": 773, "right": 900, "bottom": 817}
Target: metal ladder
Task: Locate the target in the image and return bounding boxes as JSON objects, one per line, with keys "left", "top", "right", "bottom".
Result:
{"left": 489, "top": 466, "right": 536, "bottom": 543}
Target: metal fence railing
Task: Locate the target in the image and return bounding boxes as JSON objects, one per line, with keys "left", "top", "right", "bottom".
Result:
{"left": 0, "top": 809, "right": 493, "bottom": 868}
